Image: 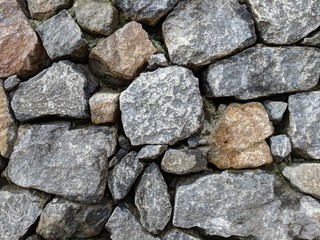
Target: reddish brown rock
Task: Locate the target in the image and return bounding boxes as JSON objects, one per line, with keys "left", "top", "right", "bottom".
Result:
{"left": 89, "top": 21, "right": 156, "bottom": 80}
{"left": 27, "top": 0, "right": 73, "bottom": 20}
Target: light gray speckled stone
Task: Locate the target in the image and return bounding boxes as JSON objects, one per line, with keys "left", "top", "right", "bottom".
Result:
{"left": 120, "top": 66, "right": 203, "bottom": 146}
{"left": 147, "top": 54, "right": 168, "bottom": 70}
{"left": 137, "top": 145, "right": 168, "bottom": 161}
{"left": 7, "top": 122, "right": 117, "bottom": 203}
{"left": 204, "top": 45, "right": 320, "bottom": 100}
{"left": 163, "top": 229, "right": 201, "bottom": 240}
{"left": 162, "top": 0, "right": 256, "bottom": 67}
{"left": 27, "top": 0, "right": 73, "bottom": 20}
{"left": 302, "top": 31, "right": 320, "bottom": 47}
{"left": 246, "top": 0, "right": 320, "bottom": 44}
{"left": 288, "top": 91, "right": 320, "bottom": 159}
{"left": 3, "top": 75, "right": 20, "bottom": 91}
{"left": 263, "top": 101, "right": 287, "bottom": 123}
{"left": 270, "top": 135, "right": 291, "bottom": 159}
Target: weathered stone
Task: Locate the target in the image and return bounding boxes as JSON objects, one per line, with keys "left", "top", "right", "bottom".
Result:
{"left": 108, "top": 151, "right": 145, "bottom": 201}
{"left": 137, "top": 145, "right": 168, "bottom": 161}
{"left": 246, "top": 0, "right": 320, "bottom": 44}
{"left": 37, "top": 10, "right": 88, "bottom": 61}
{"left": 208, "top": 102, "right": 273, "bottom": 169}
{"left": 108, "top": 148, "right": 128, "bottom": 169}
{"left": 3, "top": 75, "right": 20, "bottom": 91}
{"left": 37, "top": 197, "right": 113, "bottom": 239}
{"left": 204, "top": 45, "right": 320, "bottom": 100}
{"left": 74, "top": 0, "right": 118, "bottom": 36}
{"left": 0, "top": 185, "right": 49, "bottom": 240}
{"left": 74, "top": 63, "right": 100, "bottom": 95}
{"left": 288, "top": 91, "right": 320, "bottom": 159}
{"left": 120, "top": 66, "right": 203, "bottom": 146}
{"left": 270, "top": 135, "right": 291, "bottom": 159}
{"left": 163, "top": 229, "right": 201, "bottom": 240}
{"left": 0, "top": 0, "right": 49, "bottom": 78}
{"left": 89, "top": 21, "right": 156, "bottom": 80}
{"left": 161, "top": 149, "right": 207, "bottom": 175}
{"left": 135, "top": 163, "right": 172, "bottom": 234}
{"left": 89, "top": 90, "right": 120, "bottom": 124}
{"left": 27, "top": 0, "right": 73, "bottom": 20}
{"left": 302, "top": 30, "right": 320, "bottom": 47}
{"left": 0, "top": 83, "right": 17, "bottom": 158}
{"left": 162, "top": 0, "right": 256, "bottom": 67}
{"left": 7, "top": 122, "right": 117, "bottom": 203}
{"left": 263, "top": 100, "right": 287, "bottom": 123}
{"left": 105, "top": 205, "right": 160, "bottom": 240}
{"left": 11, "top": 61, "right": 90, "bottom": 122}
{"left": 147, "top": 54, "right": 169, "bottom": 70}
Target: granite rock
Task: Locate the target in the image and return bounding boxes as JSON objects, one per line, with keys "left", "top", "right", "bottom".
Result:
{"left": 3, "top": 75, "right": 20, "bottom": 92}
{"left": 204, "top": 45, "right": 320, "bottom": 100}
{"left": 302, "top": 30, "right": 320, "bottom": 47}
{"left": 120, "top": 66, "right": 203, "bottom": 146}
{"left": 108, "top": 148, "right": 128, "bottom": 169}
{"left": 118, "top": 135, "right": 131, "bottom": 151}
{"left": 26, "top": 234, "right": 43, "bottom": 240}
{"left": 270, "top": 135, "right": 291, "bottom": 159}
{"left": 27, "top": 0, "right": 73, "bottom": 20}
{"left": 137, "top": 145, "right": 168, "bottom": 161}
{"left": 147, "top": 54, "right": 169, "bottom": 70}
{"left": 263, "top": 101, "right": 288, "bottom": 123}
{"left": 163, "top": 229, "right": 201, "bottom": 240}
{"left": 162, "top": 0, "right": 256, "bottom": 67}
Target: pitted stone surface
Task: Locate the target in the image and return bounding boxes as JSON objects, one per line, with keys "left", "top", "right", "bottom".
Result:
{"left": 27, "top": 0, "right": 73, "bottom": 20}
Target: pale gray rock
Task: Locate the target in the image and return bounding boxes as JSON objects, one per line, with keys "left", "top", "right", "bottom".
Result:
{"left": 11, "top": 61, "right": 90, "bottom": 121}
{"left": 147, "top": 54, "right": 168, "bottom": 70}
{"left": 246, "top": 0, "right": 320, "bottom": 44}
{"left": 120, "top": 66, "right": 203, "bottom": 146}
{"left": 288, "top": 91, "right": 320, "bottom": 159}
{"left": 137, "top": 145, "right": 168, "bottom": 161}
{"left": 37, "top": 10, "right": 88, "bottom": 61}
{"left": 108, "top": 151, "right": 145, "bottom": 201}
{"left": 163, "top": 229, "right": 201, "bottom": 240}
{"left": 0, "top": 185, "right": 50, "bottom": 240}
{"left": 135, "top": 163, "right": 172, "bottom": 234}
{"left": 4, "top": 75, "right": 20, "bottom": 91}
{"left": 270, "top": 135, "right": 291, "bottom": 159}
{"left": 204, "top": 45, "right": 320, "bottom": 100}
{"left": 302, "top": 31, "right": 320, "bottom": 47}
{"left": 27, "top": 0, "right": 73, "bottom": 20}
{"left": 263, "top": 100, "right": 287, "bottom": 123}
{"left": 161, "top": 149, "right": 207, "bottom": 175}
{"left": 37, "top": 197, "right": 113, "bottom": 239}
{"left": 162, "top": 0, "right": 256, "bottom": 67}
{"left": 7, "top": 122, "right": 117, "bottom": 203}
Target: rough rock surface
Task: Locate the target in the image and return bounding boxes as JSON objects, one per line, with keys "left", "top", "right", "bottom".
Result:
{"left": 108, "top": 148, "right": 128, "bottom": 169}
{"left": 11, "top": 61, "right": 90, "bottom": 122}
{"left": 37, "top": 197, "right": 113, "bottom": 239}
{"left": 135, "top": 163, "right": 172, "bottom": 234}
{"left": 89, "top": 21, "right": 156, "bottom": 80}
{"left": 147, "top": 54, "right": 169, "bottom": 70}
{"left": 37, "top": 10, "right": 88, "bottom": 61}
{"left": 0, "top": 0, "right": 49, "bottom": 78}
{"left": 302, "top": 31, "right": 320, "bottom": 47}
{"left": 7, "top": 122, "right": 117, "bottom": 203}
{"left": 288, "top": 91, "right": 320, "bottom": 159}
{"left": 162, "top": 0, "right": 256, "bottom": 67}
{"left": 137, "top": 145, "right": 168, "bottom": 161}
{"left": 204, "top": 45, "right": 320, "bottom": 100}
{"left": 27, "top": 0, "right": 73, "bottom": 20}
{"left": 263, "top": 100, "right": 287, "bottom": 123}
{"left": 270, "top": 135, "right": 291, "bottom": 159}
{"left": 208, "top": 102, "right": 273, "bottom": 169}
{"left": 246, "top": 0, "right": 320, "bottom": 44}
{"left": 120, "top": 66, "right": 203, "bottom": 146}
{"left": 4, "top": 75, "right": 20, "bottom": 92}
{"left": 161, "top": 149, "right": 207, "bottom": 175}
{"left": 74, "top": 0, "right": 118, "bottom": 36}
{"left": 0, "top": 185, "right": 49, "bottom": 240}
{"left": 163, "top": 229, "right": 201, "bottom": 240}
{"left": 108, "top": 151, "right": 145, "bottom": 201}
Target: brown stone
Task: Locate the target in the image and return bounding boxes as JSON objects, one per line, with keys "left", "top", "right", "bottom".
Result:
{"left": 89, "top": 21, "right": 156, "bottom": 80}
{"left": 27, "top": 0, "right": 73, "bottom": 20}
{"left": 0, "top": 0, "right": 49, "bottom": 79}
{"left": 208, "top": 102, "right": 274, "bottom": 169}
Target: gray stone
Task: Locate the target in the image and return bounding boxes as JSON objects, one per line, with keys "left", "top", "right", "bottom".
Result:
{"left": 27, "top": 0, "right": 73, "bottom": 20}
{"left": 11, "top": 61, "right": 90, "bottom": 122}
{"left": 302, "top": 31, "right": 320, "bottom": 47}
{"left": 0, "top": 185, "right": 49, "bottom": 240}
{"left": 37, "top": 10, "right": 88, "bottom": 61}
{"left": 108, "top": 148, "right": 128, "bottom": 169}
{"left": 270, "top": 135, "right": 291, "bottom": 159}
{"left": 204, "top": 45, "right": 320, "bottom": 100}
{"left": 118, "top": 135, "right": 131, "bottom": 151}
{"left": 147, "top": 54, "right": 168, "bottom": 70}
{"left": 114, "top": 0, "right": 179, "bottom": 26}
{"left": 161, "top": 149, "right": 207, "bottom": 175}
{"left": 135, "top": 163, "right": 172, "bottom": 234}
{"left": 3, "top": 75, "right": 20, "bottom": 91}
{"left": 288, "top": 91, "right": 320, "bottom": 159}
{"left": 163, "top": 229, "right": 201, "bottom": 240}
{"left": 74, "top": 0, "right": 118, "bottom": 36}
{"left": 37, "top": 197, "right": 113, "bottom": 239}
{"left": 105, "top": 205, "right": 160, "bottom": 240}
{"left": 120, "top": 66, "right": 203, "bottom": 146}
{"left": 162, "top": 0, "right": 256, "bottom": 67}
{"left": 263, "top": 101, "right": 287, "bottom": 123}
{"left": 108, "top": 151, "right": 145, "bottom": 201}
{"left": 26, "top": 234, "right": 43, "bottom": 240}
{"left": 246, "top": 0, "right": 320, "bottom": 44}
{"left": 137, "top": 145, "right": 168, "bottom": 161}
{"left": 7, "top": 122, "right": 117, "bottom": 203}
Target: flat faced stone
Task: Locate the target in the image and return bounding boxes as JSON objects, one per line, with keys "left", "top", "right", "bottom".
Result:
{"left": 263, "top": 100, "right": 287, "bottom": 123}
{"left": 3, "top": 75, "right": 20, "bottom": 92}
{"left": 302, "top": 30, "right": 320, "bottom": 47}
{"left": 137, "top": 145, "right": 168, "bottom": 161}
{"left": 270, "top": 134, "right": 291, "bottom": 159}
{"left": 27, "top": 0, "right": 73, "bottom": 20}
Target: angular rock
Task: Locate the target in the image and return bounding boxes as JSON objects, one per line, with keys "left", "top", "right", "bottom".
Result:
{"left": 147, "top": 54, "right": 169, "bottom": 70}
{"left": 270, "top": 135, "right": 291, "bottom": 159}
{"left": 108, "top": 148, "right": 128, "bottom": 169}
{"left": 204, "top": 45, "right": 320, "bottom": 100}
{"left": 120, "top": 66, "right": 203, "bottom": 146}
{"left": 37, "top": 197, "right": 113, "bottom": 239}
{"left": 135, "top": 163, "right": 172, "bottom": 234}
{"left": 108, "top": 151, "right": 145, "bottom": 201}
{"left": 27, "top": 0, "right": 73, "bottom": 20}
{"left": 105, "top": 205, "right": 160, "bottom": 240}
{"left": 0, "top": 0, "right": 49, "bottom": 78}
{"left": 137, "top": 145, "right": 168, "bottom": 161}
{"left": 302, "top": 31, "right": 320, "bottom": 47}
{"left": 163, "top": 229, "right": 201, "bottom": 240}
{"left": 118, "top": 135, "right": 131, "bottom": 151}
{"left": 161, "top": 149, "right": 207, "bottom": 175}
{"left": 89, "top": 21, "right": 156, "bottom": 80}
{"left": 74, "top": 0, "right": 118, "bottom": 36}
{"left": 162, "top": 0, "right": 256, "bottom": 67}
{"left": 89, "top": 90, "right": 120, "bottom": 124}
{"left": 208, "top": 102, "right": 273, "bottom": 169}
{"left": 11, "top": 61, "right": 90, "bottom": 122}
{"left": 288, "top": 91, "right": 320, "bottom": 159}
{"left": 263, "top": 100, "right": 287, "bottom": 123}
{"left": 246, "top": 0, "right": 320, "bottom": 44}
{"left": 0, "top": 185, "right": 49, "bottom": 240}
{"left": 7, "top": 122, "right": 117, "bottom": 203}
{"left": 37, "top": 10, "right": 88, "bottom": 61}
{"left": 4, "top": 75, "right": 20, "bottom": 91}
